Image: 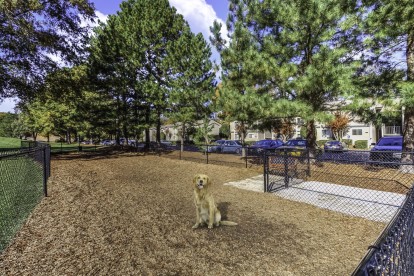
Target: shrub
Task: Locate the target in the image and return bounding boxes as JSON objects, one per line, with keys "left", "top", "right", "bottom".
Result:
{"left": 354, "top": 140, "right": 368, "bottom": 149}
{"left": 316, "top": 140, "right": 331, "bottom": 147}
{"left": 342, "top": 139, "right": 353, "bottom": 147}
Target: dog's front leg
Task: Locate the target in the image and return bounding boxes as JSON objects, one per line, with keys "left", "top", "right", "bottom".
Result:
{"left": 193, "top": 206, "right": 201, "bottom": 229}
{"left": 208, "top": 204, "right": 215, "bottom": 229}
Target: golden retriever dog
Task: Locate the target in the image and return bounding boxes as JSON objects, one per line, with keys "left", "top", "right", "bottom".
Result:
{"left": 192, "top": 173, "right": 237, "bottom": 229}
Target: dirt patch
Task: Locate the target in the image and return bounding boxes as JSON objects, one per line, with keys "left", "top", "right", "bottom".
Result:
{"left": 0, "top": 153, "right": 384, "bottom": 275}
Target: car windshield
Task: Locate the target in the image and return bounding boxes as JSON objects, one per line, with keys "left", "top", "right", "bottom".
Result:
{"left": 377, "top": 137, "right": 402, "bottom": 146}
{"left": 286, "top": 140, "right": 306, "bottom": 146}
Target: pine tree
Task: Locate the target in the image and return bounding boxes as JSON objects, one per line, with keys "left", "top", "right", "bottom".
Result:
{"left": 211, "top": 0, "right": 358, "bottom": 150}
{"left": 362, "top": 0, "right": 414, "bottom": 154}
{"left": 88, "top": 0, "right": 214, "bottom": 146}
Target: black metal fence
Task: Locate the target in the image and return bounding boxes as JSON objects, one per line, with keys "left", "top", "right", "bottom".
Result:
{"left": 264, "top": 149, "right": 414, "bottom": 221}
{"left": 352, "top": 186, "right": 414, "bottom": 275}
{"left": 263, "top": 148, "right": 414, "bottom": 275}
{"left": 157, "top": 144, "right": 266, "bottom": 168}
{"left": 0, "top": 142, "right": 51, "bottom": 252}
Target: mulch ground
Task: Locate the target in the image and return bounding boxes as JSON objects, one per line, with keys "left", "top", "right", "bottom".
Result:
{"left": 0, "top": 152, "right": 385, "bottom": 275}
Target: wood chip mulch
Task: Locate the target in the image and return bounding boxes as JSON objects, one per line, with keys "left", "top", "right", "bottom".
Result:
{"left": 0, "top": 153, "right": 385, "bottom": 275}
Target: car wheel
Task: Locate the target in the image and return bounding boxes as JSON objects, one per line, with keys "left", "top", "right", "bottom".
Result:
{"left": 236, "top": 148, "right": 241, "bottom": 155}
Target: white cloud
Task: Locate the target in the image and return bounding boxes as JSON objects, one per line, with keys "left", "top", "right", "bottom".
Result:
{"left": 169, "top": 0, "right": 227, "bottom": 63}
{"left": 80, "top": 10, "right": 108, "bottom": 29}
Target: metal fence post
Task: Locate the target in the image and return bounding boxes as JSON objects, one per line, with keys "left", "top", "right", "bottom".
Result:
{"left": 246, "top": 146, "right": 248, "bottom": 168}
{"left": 284, "top": 149, "right": 289, "bottom": 188}
{"left": 43, "top": 147, "right": 48, "bottom": 197}
{"left": 263, "top": 151, "right": 267, "bottom": 192}
{"left": 206, "top": 145, "right": 209, "bottom": 164}
{"left": 307, "top": 149, "right": 311, "bottom": 177}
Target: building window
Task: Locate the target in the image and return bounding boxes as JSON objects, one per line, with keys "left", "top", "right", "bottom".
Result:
{"left": 248, "top": 133, "right": 255, "bottom": 139}
{"left": 322, "top": 129, "right": 328, "bottom": 137}
{"left": 352, "top": 129, "right": 362, "bottom": 135}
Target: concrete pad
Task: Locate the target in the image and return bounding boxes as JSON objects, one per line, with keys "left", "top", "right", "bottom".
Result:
{"left": 224, "top": 175, "right": 406, "bottom": 223}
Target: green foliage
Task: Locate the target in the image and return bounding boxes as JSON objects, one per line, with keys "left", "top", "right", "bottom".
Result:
{"left": 0, "top": 113, "right": 17, "bottom": 137}
{"left": 342, "top": 139, "right": 353, "bottom": 147}
{"left": 0, "top": 0, "right": 95, "bottom": 100}
{"left": 211, "top": 0, "right": 358, "bottom": 149}
{"left": 354, "top": 140, "right": 368, "bottom": 149}
{"left": 89, "top": 0, "right": 214, "bottom": 145}
{"left": 219, "top": 122, "right": 230, "bottom": 139}
{"left": 316, "top": 140, "right": 331, "bottom": 147}
{"left": 360, "top": 0, "right": 414, "bottom": 150}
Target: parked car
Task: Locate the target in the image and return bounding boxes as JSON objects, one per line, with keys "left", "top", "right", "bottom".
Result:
{"left": 101, "top": 139, "right": 114, "bottom": 146}
{"left": 207, "top": 139, "right": 226, "bottom": 153}
{"left": 221, "top": 140, "right": 243, "bottom": 154}
{"left": 276, "top": 138, "right": 308, "bottom": 156}
{"left": 249, "top": 139, "right": 284, "bottom": 155}
{"left": 324, "top": 140, "right": 348, "bottom": 152}
{"left": 370, "top": 136, "right": 403, "bottom": 162}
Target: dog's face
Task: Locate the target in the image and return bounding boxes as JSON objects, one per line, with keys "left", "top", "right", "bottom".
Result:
{"left": 194, "top": 174, "right": 210, "bottom": 190}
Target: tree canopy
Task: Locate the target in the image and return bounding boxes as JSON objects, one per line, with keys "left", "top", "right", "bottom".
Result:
{"left": 0, "top": 0, "right": 95, "bottom": 100}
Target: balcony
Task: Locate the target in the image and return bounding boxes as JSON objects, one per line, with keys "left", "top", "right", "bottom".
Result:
{"left": 382, "top": 126, "right": 401, "bottom": 135}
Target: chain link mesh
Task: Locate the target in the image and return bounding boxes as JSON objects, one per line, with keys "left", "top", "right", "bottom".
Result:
{"left": 0, "top": 144, "right": 50, "bottom": 252}
{"left": 264, "top": 148, "right": 414, "bottom": 275}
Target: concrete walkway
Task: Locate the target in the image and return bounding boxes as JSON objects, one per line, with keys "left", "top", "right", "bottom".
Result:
{"left": 224, "top": 175, "right": 406, "bottom": 223}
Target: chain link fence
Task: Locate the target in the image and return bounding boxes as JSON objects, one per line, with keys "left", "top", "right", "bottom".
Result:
{"left": 263, "top": 148, "right": 414, "bottom": 275}
{"left": 352, "top": 185, "right": 414, "bottom": 275}
{"left": 0, "top": 142, "right": 50, "bottom": 252}
{"left": 155, "top": 143, "right": 267, "bottom": 168}
{"left": 264, "top": 149, "right": 414, "bottom": 222}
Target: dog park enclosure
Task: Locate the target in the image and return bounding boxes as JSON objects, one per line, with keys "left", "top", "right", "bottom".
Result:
{"left": 0, "top": 152, "right": 386, "bottom": 275}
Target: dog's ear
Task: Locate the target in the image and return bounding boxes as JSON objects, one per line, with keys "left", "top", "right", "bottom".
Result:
{"left": 193, "top": 174, "right": 198, "bottom": 185}
{"left": 206, "top": 175, "right": 211, "bottom": 187}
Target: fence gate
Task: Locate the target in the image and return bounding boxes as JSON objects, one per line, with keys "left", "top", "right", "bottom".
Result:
{"left": 264, "top": 150, "right": 309, "bottom": 192}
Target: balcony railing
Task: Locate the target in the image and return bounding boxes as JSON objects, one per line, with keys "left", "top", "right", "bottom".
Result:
{"left": 383, "top": 126, "right": 401, "bottom": 135}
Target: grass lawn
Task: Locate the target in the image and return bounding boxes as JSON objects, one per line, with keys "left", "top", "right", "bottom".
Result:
{"left": 0, "top": 155, "right": 44, "bottom": 251}
{"left": 0, "top": 137, "right": 21, "bottom": 148}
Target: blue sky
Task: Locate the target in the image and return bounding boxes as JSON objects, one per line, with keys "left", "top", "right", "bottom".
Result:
{"left": 0, "top": 0, "right": 229, "bottom": 112}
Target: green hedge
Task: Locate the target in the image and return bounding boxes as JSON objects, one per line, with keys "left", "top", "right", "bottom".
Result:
{"left": 354, "top": 140, "right": 368, "bottom": 149}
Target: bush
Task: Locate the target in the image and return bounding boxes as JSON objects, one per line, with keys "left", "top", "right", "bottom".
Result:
{"left": 354, "top": 140, "right": 368, "bottom": 149}
{"left": 342, "top": 139, "right": 353, "bottom": 147}
{"left": 316, "top": 140, "right": 331, "bottom": 147}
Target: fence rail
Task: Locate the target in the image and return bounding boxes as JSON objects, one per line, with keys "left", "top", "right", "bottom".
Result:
{"left": 0, "top": 142, "right": 50, "bottom": 252}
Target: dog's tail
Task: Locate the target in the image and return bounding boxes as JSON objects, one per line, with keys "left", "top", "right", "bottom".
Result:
{"left": 220, "top": 220, "right": 238, "bottom": 226}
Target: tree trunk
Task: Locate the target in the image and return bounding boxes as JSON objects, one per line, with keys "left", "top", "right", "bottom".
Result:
{"left": 180, "top": 123, "right": 185, "bottom": 153}
{"left": 404, "top": 29, "right": 414, "bottom": 151}
{"left": 240, "top": 121, "right": 246, "bottom": 157}
{"left": 156, "top": 111, "right": 161, "bottom": 144}
{"left": 306, "top": 120, "right": 317, "bottom": 149}
{"left": 306, "top": 120, "right": 318, "bottom": 160}
{"left": 144, "top": 106, "right": 151, "bottom": 149}
{"left": 400, "top": 29, "right": 414, "bottom": 173}
{"left": 66, "top": 130, "right": 71, "bottom": 144}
